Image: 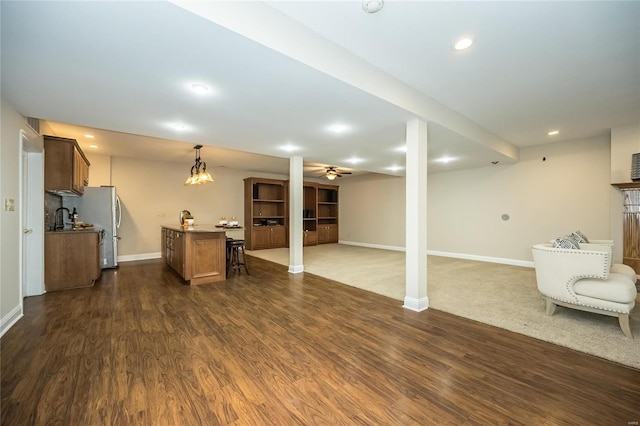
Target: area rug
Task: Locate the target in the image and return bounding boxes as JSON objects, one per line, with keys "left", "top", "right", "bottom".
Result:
{"left": 246, "top": 244, "right": 640, "bottom": 369}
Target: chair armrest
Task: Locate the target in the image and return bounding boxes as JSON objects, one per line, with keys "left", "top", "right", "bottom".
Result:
{"left": 532, "top": 244, "right": 611, "bottom": 301}
{"left": 580, "top": 243, "right": 613, "bottom": 259}
{"left": 588, "top": 239, "right": 613, "bottom": 245}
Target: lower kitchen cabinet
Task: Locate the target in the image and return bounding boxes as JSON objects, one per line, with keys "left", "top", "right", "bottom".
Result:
{"left": 45, "top": 230, "right": 102, "bottom": 291}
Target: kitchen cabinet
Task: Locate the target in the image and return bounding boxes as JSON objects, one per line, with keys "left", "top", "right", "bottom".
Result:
{"left": 45, "top": 230, "right": 102, "bottom": 291}
{"left": 162, "top": 226, "right": 226, "bottom": 285}
{"left": 45, "top": 135, "right": 90, "bottom": 196}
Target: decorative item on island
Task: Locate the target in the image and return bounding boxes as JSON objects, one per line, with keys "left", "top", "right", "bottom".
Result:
{"left": 180, "top": 210, "right": 194, "bottom": 226}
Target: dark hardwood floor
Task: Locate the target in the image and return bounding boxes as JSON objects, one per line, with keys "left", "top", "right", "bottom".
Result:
{"left": 2, "top": 256, "right": 639, "bottom": 425}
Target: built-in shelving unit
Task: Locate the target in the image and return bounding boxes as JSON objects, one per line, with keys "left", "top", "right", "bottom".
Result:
{"left": 612, "top": 182, "right": 640, "bottom": 275}
{"left": 244, "top": 178, "right": 288, "bottom": 250}
{"left": 317, "top": 184, "right": 339, "bottom": 244}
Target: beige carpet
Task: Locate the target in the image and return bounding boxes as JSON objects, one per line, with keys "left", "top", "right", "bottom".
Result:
{"left": 246, "top": 244, "right": 640, "bottom": 369}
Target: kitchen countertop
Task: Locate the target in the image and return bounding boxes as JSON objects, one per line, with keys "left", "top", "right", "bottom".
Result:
{"left": 45, "top": 227, "right": 102, "bottom": 235}
{"left": 162, "top": 224, "right": 237, "bottom": 233}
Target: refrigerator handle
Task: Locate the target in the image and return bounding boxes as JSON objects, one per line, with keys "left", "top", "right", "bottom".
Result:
{"left": 116, "top": 195, "right": 122, "bottom": 229}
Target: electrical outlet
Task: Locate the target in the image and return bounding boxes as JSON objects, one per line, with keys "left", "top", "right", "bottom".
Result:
{"left": 4, "top": 198, "right": 15, "bottom": 211}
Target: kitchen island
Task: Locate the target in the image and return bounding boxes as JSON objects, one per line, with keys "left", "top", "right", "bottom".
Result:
{"left": 161, "top": 225, "right": 228, "bottom": 285}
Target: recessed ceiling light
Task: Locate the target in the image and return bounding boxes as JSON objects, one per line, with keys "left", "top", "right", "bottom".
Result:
{"left": 362, "top": 0, "right": 384, "bottom": 13}
{"left": 386, "top": 165, "right": 404, "bottom": 172}
{"left": 345, "top": 157, "right": 364, "bottom": 164}
{"left": 171, "top": 123, "right": 187, "bottom": 131}
{"left": 84, "top": 134, "right": 95, "bottom": 139}
{"left": 89, "top": 145, "right": 98, "bottom": 149}
{"left": 190, "top": 83, "right": 209, "bottom": 94}
{"left": 326, "top": 123, "right": 351, "bottom": 134}
{"left": 434, "top": 156, "right": 457, "bottom": 164}
{"left": 453, "top": 38, "right": 473, "bottom": 51}
{"left": 279, "top": 143, "right": 300, "bottom": 153}
{"left": 547, "top": 130, "right": 560, "bottom": 136}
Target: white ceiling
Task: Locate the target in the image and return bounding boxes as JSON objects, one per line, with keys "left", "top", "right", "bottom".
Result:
{"left": 1, "top": 1, "right": 638, "bottom": 179}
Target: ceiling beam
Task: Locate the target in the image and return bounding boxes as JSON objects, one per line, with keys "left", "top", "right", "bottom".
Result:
{"left": 169, "top": 0, "right": 519, "bottom": 162}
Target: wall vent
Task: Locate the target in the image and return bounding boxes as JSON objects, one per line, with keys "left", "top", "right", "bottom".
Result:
{"left": 25, "top": 117, "right": 40, "bottom": 135}
{"left": 632, "top": 153, "right": 640, "bottom": 182}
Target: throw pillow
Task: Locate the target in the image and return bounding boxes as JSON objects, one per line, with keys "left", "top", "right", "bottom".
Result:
{"left": 553, "top": 237, "right": 580, "bottom": 249}
{"left": 571, "top": 230, "right": 589, "bottom": 243}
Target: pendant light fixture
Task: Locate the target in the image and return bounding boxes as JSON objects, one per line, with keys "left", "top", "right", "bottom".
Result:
{"left": 185, "top": 145, "right": 214, "bottom": 185}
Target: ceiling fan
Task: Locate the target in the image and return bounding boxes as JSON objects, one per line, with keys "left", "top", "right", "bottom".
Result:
{"left": 324, "top": 166, "right": 352, "bottom": 180}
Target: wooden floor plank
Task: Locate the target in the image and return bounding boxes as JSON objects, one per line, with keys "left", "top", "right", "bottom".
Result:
{"left": 2, "top": 257, "right": 639, "bottom": 425}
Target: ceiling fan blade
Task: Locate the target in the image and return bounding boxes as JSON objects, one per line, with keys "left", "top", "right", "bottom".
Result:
{"left": 341, "top": 171, "right": 353, "bottom": 174}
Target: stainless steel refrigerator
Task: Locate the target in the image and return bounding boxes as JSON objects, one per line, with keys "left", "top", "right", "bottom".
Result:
{"left": 63, "top": 186, "right": 121, "bottom": 268}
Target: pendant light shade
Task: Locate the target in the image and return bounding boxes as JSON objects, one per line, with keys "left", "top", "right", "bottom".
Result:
{"left": 185, "top": 145, "right": 214, "bottom": 185}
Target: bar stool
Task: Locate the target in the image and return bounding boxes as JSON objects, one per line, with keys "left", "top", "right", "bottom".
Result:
{"left": 226, "top": 238, "right": 249, "bottom": 276}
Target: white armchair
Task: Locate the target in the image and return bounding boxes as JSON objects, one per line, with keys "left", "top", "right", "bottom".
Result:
{"left": 581, "top": 240, "right": 638, "bottom": 282}
{"left": 532, "top": 243, "right": 637, "bottom": 338}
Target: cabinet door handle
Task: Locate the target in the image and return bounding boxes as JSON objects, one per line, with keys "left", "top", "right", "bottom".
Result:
{"left": 23, "top": 228, "right": 33, "bottom": 234}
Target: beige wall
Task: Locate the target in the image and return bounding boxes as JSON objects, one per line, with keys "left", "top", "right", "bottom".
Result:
{"left": 85, "top": 153, "right": 112, "bottom": 186}
{"left": 339, "top": 174, "right": 406, "bottom": 248}
{"left": 1, "top": 98, "right": 26, "bottom": 325}
{"left": 109, "top": 156, "right": 288, "bottom": 257}
{"left": 611, "top": 124, "right": 640, "bottom": 183}
{"left": 339, "top": 135, "right": 614, "bottom": 262}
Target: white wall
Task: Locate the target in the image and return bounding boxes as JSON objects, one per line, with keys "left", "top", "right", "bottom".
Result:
{"left": 339, "top": 135, "right": 614, "bottom": 262}
{"left": 1, "top": 98, "right": 26, "bottom": 333}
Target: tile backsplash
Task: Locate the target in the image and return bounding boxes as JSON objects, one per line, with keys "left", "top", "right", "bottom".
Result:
{"left": 44, "top": 192, "right": 62, "bottom": 231}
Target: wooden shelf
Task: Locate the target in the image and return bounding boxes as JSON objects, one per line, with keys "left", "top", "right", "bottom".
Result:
{"left": 244, "top": 178, "right": 289, "bottom": 250}
{"left": 612, "top": 182, "right": 640, "bottom": 189}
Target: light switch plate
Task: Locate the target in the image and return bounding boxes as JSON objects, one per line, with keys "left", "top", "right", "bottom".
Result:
{"left": 4, "top": 198, "right": 15, "bottom": 211}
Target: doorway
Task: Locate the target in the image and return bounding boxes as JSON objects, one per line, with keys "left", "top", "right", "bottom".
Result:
{"left": 20, "top": 128, "right": 45, "bottom": 297}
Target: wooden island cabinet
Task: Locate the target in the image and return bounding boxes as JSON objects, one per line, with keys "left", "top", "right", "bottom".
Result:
{"left": 161, "top": 225, "right": 227, "bottom": 285}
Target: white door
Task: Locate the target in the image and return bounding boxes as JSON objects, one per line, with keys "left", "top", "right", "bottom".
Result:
{"left": 21, "top": 129, "right": 45, "bottom": 297}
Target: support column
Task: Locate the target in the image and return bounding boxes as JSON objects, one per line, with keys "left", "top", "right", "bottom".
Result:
{"left": 289, "top": 156, "right": 304, "bottom": 273}
{"left": 404, "top": 119, "right": 428, "bottom": 311}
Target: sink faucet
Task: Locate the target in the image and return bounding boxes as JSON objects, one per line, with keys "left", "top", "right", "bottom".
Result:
{"left": 54, "top": 207, "right": 70, "bottom": 230}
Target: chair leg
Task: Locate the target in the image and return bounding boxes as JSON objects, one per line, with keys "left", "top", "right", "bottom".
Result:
{"left": 619, "top": 314, "right": 633, "bottom": 339}
{"left": 545, "top": 298, "right": 556, "bottom": 316}
{"left": 240, "top": 246, "right": 249, "bottom": 275}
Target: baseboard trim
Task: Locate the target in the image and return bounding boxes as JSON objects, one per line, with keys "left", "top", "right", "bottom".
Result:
{"left": 118, "top": 252, "right": 162, "bottom": 263}
{"left": 338, "top": 240, "right": 405, "bottom": 252}
{"left": 288, "top": 265, "right": 304, "bottom": 274}
{"left": 403, "top": 296, "right": 429, "bottom": 312}
{"left": 1, "top": 304, "right": 23, "bottom": 338}
{"left": 337, "top": 242, "right": 533, "bottom": 267}
{"left": 427, "top": 250, "right": 535, "bottom": 268}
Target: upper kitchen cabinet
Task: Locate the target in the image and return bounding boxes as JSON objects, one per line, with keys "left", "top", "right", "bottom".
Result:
{"left": 44, "top": 135, "right": 90, "bottom": 196}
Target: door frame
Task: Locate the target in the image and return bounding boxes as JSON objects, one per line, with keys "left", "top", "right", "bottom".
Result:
{"left": 20, "top": 128, "right": 45, "bottom": 298}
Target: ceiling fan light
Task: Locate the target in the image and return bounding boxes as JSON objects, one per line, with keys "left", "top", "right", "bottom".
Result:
{"left": 326, "top": 173, "right": 337, "bottom": 180}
